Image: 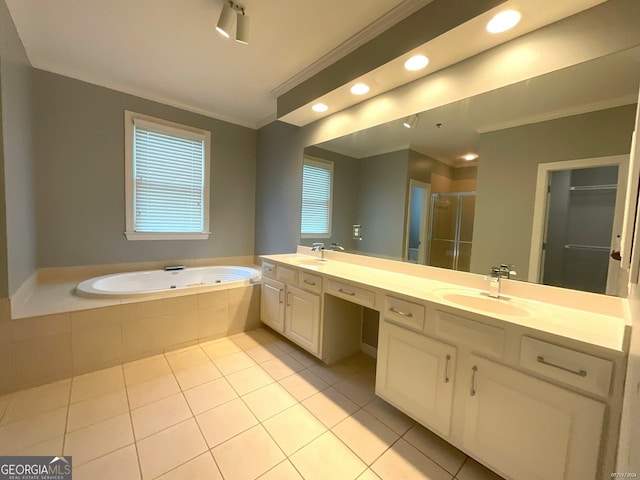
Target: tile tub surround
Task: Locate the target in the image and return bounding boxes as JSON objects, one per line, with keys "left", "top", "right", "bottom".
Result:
{"left": 0, "top": 285, "right": 261, "bottom": 393}
{"left": 0, "top": 329, "right": 506, "bottom": 480}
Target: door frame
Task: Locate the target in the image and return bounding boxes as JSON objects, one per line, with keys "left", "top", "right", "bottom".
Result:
{"left": 404, "top": 180, "right": 431, "bottom": 263}
{"left": 528, "top": 155, "right": 629, "bottom": 293}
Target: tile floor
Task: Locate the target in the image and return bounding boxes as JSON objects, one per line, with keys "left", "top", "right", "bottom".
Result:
{"left": 0, "top": 327, "right": 506, "bottom": 480}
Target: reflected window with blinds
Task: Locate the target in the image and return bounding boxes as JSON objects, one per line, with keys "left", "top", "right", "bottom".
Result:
{"left": 301, "top": 157, "right": 333, "bottom": 238}
{"left": 124, "top": 111, "right": 211, "bottom": 240}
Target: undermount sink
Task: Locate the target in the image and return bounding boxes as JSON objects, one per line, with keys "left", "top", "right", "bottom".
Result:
{"left": 434, "top": 288, "right": 533, "bottom": 317}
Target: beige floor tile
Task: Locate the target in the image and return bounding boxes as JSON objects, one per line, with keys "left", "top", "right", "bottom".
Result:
{"left": 333, "top": 409, "right": 399, "bottom": 465}
{"left": 284, "top": 346, "right": 319, "bottom": 368}
{"left": 127, "top": 373, "right": 181, "bottom": 409}
{"left": 242, "top": 383, "right": 298, "bottom": 421}
{"left": 357, "top": 469, "right": 383, "bottom": 480}
{"left": 262, "top": 404, "right": 327, "bottom": 455}
{"left": 9, "top": 435, "right": 63, "bottom": 456}
{"left": 196, "top": 397, "right": 258, "bottom": 447}
{"left": 290, "top": 431, "right": 367, "bottom": 480}
{"left": 258, "top": 460, "right": 304, "bottom": 480}
{"left": 137, "top": 418, "right": 208, "bottom": 479}
{"left": 261, "top": 354, "right": 305, "bottom": 380}
{"left": 225, "top": 365, "right": 274, "bottom": 395}
{"left": 404, "top": 423, "right": 467, "bottom": 475}
{"left": 183, "top": 377, "right": 237, "bottom": 415}
{"left": 71, "top": 366, "right": 125, "bottom": 404}
{"left": 213, "top": 351, "right": 257, "bottom": 375}
{"left": 364, "top": 397, "right": 414, "bottom": 435}
{"left": 456, "top": 458, "right": 506, "bottom": 480}
{"left": 64, "top": 413, "right": 134, "bottom": 466}
{"left": 308, "top": 362, "right": 355, "bottom": 385}
{"left": 2, "top": 379, "right": 71, "bottom": 424}
{"left": 67, "top": 389, "right": 129, "bottom": 432}
{"left": 371, "top": 439, "right": 452, "bottom": 480}
{"left": 201, "top": 337, "right": 242, "bottom": 360}
{"left": 245, "top": 342, "right": 287, "bottom": 363}
{"left": 73, "top": 444, "right": 140, "bottom": 480}
{"left": 230, "top": 330, "right": 271, "bottom": 350}
{"left": 173, "top": 362, "right": 222, "bottom": 390}
{"left": 157, "top": 452, "right": 223, "bottom": 480}
{"left": 279, "top": 368, "right": 329, "bottom": 401}
{"left": 212, "top": 425, "right": 285, "bottom": 480}
{"left": 302, "top": 387, "right": 359, "bottom": 428}
{"left": 123, "top": 354, "right": 172, "bottom": 386}
{"left": 0, "top": 407, "right": 67, "bottom": 454}
{"left": 0, "top": 394, "right": 13, "bottom": 421}
{"left": 165, "top": 346, "right": 210, "bottom": 371}
{"left": 333, "top": 373, "right": 376, "bottom": 406}
{"left": 341, "top": 353, "right": 377, "bottom": 378}
{"left": 131, "top": 393, "right": 192, "bottom": 440}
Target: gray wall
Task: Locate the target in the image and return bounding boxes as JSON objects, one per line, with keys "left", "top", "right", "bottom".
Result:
{"left": 471, "top": 105, "right": 636, "bottom": 279}
{"left": 0, "top": 0, "right": 36, "bottom": 296}
{"left": 33, "top": 70, "right": 256, "bottom": 267}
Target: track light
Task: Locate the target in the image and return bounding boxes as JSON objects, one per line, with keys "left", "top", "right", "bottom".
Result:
{"left": 216, "top": 1, "right": 249, "bottom": 45}
{"left": 403, "top": 114, "right": 419, "bottom": 129}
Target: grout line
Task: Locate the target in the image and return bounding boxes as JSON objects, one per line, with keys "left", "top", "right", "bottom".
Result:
{"left": 121, "top": 363, "right": 144, "bottom": 480}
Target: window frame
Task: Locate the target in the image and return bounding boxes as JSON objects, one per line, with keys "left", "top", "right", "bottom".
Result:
{"left": 124, "top": 110, "right": 211, "bottom": 241}
{"left": 301, "top": 156, "right": 334, "bottom": 239}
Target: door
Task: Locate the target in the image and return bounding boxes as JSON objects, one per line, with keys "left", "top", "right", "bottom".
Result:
{"left": 260, "top": 278, "right": 285, "bottom": 333}
{"left": 463, "top": 355, "right": 605, "bottom": 480}
{"left": 405, "top": 180, "right": 430, "bottom": 264}
{"left": 376, "top": 320, "right": 456, "bottom": 437}
{"left": 285, "top": 285, "right": 320, "bottom": 355}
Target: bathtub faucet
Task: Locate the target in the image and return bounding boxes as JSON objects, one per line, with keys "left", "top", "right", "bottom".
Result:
{"left": 164, "top": 265, "right": 185, "bottom": 271}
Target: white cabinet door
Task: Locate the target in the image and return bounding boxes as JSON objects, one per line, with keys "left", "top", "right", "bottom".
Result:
{"left": 463, "top": 355, "right": 605, "bottom": 480}
{"left": 376, "top": 319, "right": 456, "bottom": 437}
{"left": 260, "top": 278, "right": 285, "bottom": 333}
{"left": 285, "top": 285, "right": 320, "bottom": 355}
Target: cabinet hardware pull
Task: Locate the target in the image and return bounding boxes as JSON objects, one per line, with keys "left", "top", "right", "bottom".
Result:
{"left": 264, "top": 266, "right": 273, "bottom": 272}
{"left": 278, "top": 289, "right": 283, "bottom": 304}
{"left": 444, "top": 354, "right": 451, "bottom": 383}
{"left": 470, "top": 365, "right": 478, "bottom": 396}
{"left": 286, "top": 292, "right": 292, "bottom": 307}
{"left": 389, "top": 307, "right": 413, "bottom": 318}
{"left": 338, "top": 288, "right": 356, "bottom": 296}
{"left": 537, "top": 356, "right": 587, "bottom": 377}
{"left": 304, "top": 280, "right": 316, "bottom": 286}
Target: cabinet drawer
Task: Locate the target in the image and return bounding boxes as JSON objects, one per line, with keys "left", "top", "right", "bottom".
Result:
{"left": 435, "top": 310, "right": 505, "bottom": 358}
{"left": 262, "top": 261, "right": 276, "bottom": 279}
{"left": 520, "top": 337, "right": 613, "bottom": 397}
{"left": 299, "top": 271, "right": 322, "bottom": 294}
{"left": 276, "top": 265, "right": 298, "bottom": 284}
{"left": 327, "top": 279, "right": 375, "bottom": 308}
{"left": 384, "top": 296, "right": 425, "bottom": 332}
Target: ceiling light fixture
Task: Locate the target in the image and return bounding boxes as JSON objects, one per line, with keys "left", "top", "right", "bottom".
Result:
{"left": 403, "top": 114, "right": 419, "bottom": 129}
{"left": 486, "top": 10, "right": 521, "bottom": 34}
{"left": 216, "top": 1, "right": 249, "bottom": 44}
{"left": 404, "top": 55, "right": 429, "bottom": 71}
{"left": 350, "top": 83, "right": 370, "bottom": 95}
{"left": 312, "top": 103, "right": 329, "bottom": 113}
{"left": 462, "top": 153, "right": 478, "bottom": 161}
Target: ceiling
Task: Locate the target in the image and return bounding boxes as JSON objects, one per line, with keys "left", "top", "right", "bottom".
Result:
{"left": 316, "top": 46, "right": 640, "bottom": 165}
{"left": 4, "top": 0, "right": 614, "bottom": 129}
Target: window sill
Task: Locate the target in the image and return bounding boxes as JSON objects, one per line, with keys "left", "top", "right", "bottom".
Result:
{"left": 124, "top": 232, "right": 211, "bottom": 241}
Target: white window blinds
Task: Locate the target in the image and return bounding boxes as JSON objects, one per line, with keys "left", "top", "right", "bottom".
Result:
{"left": 124, "top": 111, "right": 211, "bottom": 240}
{"left": 301, "top": 158, "right": 333, "bottom": 237}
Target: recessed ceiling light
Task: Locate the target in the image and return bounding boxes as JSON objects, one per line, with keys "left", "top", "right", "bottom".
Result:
{"left": 404, "top": 55, "right": 429, "bottom": 71}
{"left": 462, "top": 153, "right": 478, "bottom": 161}
{"left": 312, "top": 103, "right": 328, "bottom": 113}
{"left": 486, "top": 10, "right": 521, "bottom": 34}
{"left": 350, "top": 83, "right": 370, "bottom": 95}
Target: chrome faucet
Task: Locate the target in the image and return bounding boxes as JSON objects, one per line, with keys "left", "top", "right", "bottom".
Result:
{"left": 330, "top": 242, "right": 345, "bottom": 251}
{"left": 311, "top": 242, "right": 325, "bottom": 261}
{"left": 488, "top": 264, "right": 517, "bottom": 298}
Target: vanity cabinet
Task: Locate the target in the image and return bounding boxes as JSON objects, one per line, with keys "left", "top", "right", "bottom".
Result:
{"left": 260, "top": 277, "right": 285, "bottom": 333}
{"left": 463, "top": 355, "right": 605, "bottom": 480}
{"left": 376, "top": 319, "right": 456, "bottom": 437}
{"left": 285, "top": 285, "right": 321, "bottom": 355}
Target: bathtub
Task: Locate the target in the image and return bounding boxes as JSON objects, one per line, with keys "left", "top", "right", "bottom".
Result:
{"left": 75, "top": 265, "right": 261, "bottom": 299}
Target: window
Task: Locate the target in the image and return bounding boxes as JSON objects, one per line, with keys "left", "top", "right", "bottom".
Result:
{"left": 124, "top": 111, "right": 211, "bottom": 240}
{"left": 301, "top": 157, "right": 333, "bottom": 238}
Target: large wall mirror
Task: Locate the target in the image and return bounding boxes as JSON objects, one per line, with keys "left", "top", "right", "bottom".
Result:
{"left": 301, "top": 46, "right": 640, "bottom": 297}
